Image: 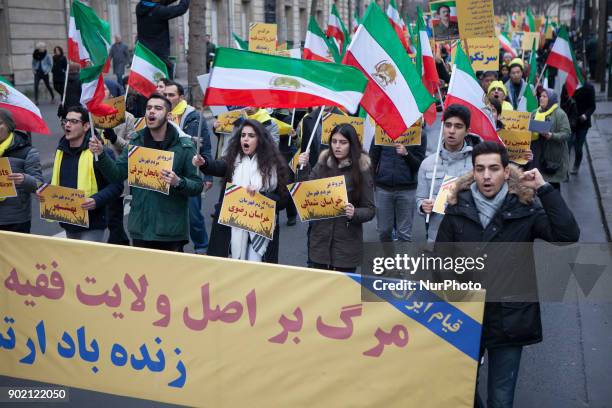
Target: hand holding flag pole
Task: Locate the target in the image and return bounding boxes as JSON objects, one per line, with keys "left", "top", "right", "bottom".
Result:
{"left": 299, "top": 106, "right": 325, "bottom": 171}
{"left": 425, "top": 87, "right": 445, "bottom": 240}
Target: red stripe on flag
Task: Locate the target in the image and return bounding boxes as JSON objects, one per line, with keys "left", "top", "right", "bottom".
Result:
{"left": 547, "top": 52, "right": 579, "bottom": 96}
{"left": 128, "top": 71, "right": 159, "bottom": 98}
{"left": 326, "top": 26, "right": 344, "bottom": 50}
{"left": 204, "top": 88, "right": 352, "bottom": 111}
{"left": 303, "top": 49, "right": 331, "bottom": 62}
{"left": 343, "top": 51, "right": 408, "bottom": 139}
{"left": 87, "top": 76, "right": 118, "bottom": 116}
{"left": 0, "top": 102, "right": 50, "bottom": 135}
{"left": 444, "top": 95, "right": 503, "bottom": 144}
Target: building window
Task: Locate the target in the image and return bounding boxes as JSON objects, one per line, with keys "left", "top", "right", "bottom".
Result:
{"left": 210, "top": 0, "right": 219, "bottom": 45}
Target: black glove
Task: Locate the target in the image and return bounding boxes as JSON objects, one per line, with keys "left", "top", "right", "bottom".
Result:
{"left": 57, "top": 103, "right": 65, "bottom": 119}
{"left": 103, "top": 128, "right": 118, "bottom": 144}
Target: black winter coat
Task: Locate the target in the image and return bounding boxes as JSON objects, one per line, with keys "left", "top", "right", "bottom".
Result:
{"left": 369, "top": 133, "right": 426, "bottom": 190}
{"left": 136, "top": 0, "right": 189, "bottom": 60}
{"left": 436, "top": 166, "right": 580, "bottom": 349}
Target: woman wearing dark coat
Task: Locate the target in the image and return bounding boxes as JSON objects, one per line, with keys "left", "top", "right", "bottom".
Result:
{"left": 51, "top": 46, "right": 68, "bottom": 99}
{"left": 193, "top": 119, "right": 288, "bottom": 263}
{"left": 297, "top": 124, "right": 375, "bottom": 272}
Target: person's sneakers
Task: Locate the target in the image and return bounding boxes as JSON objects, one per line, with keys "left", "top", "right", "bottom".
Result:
{"left": 570, "top": 166, "right": 579, "bottom": 175}
{"left": 286, "top": 216, "right": 296, "bottom": 226}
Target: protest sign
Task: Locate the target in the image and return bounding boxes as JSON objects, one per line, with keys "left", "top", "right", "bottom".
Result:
{"left": 0, "top": 230, "right": 484, "bottom": 407}
{"left": 216, "top": 110, "right": 246, "bottom": 134}
{"left": 433, "top": 175, "right": 459, "bottom": 215}
{"left": 522, "top": 31, "right": 540, "bottom": 51}
{"left": 37, "top": 184, "right": 89, "bottom": 228}
{"left": 498, "top": 129, "right": 531, "bottom": 165}
{"left": 321, "top": 114, "right": 364, "bottom": 145}
{"left": 500, "top": 110, "right": 531, "bottom": 131}
{"left": 456, "top": 0, "right": 495, "bottom": 38}
{"left": 0, "top": 157, "right": 17, "bottom": 199}
{"left": 248, "top": 23, "right": 277, "bottom": 54}
{"left": 218, "top": 184, "right": 277, "bottom": 240}
{"left": 466, "top": 37, "right": 499, "bottom": 71}
{"left": 288, "top": 175, "right": 349, "bottom": 221}
{"left": 92, "top": 96, "right": 126, "bottom": 129}
{"left": 127, "top": 145, "right": 174, "bottom": 195}
{"left": 374, "top": 121, "right": 422, "bottom": 146}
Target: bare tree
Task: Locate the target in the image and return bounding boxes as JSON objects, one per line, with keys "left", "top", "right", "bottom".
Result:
{"left": 187, "top": 0, "right": 206, "bottom": 107}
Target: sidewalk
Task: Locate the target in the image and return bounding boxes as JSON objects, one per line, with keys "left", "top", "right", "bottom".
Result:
{"left": 585, "top": 84, "right": 612, "bottom": 241}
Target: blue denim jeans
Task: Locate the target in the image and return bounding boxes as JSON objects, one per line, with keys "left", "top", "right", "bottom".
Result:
{"left": 375, "top": 187, "right": 416, "bottom": 242}
{"left": 188, "top": 194, "right": 208, "bottom": 254}
{"left": 476, "top": 346, "right": 523, "bottom": 408}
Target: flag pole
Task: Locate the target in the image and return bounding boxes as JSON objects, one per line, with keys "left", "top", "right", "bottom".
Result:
{"left": 195, "top": 108, "right": 203, "bottom": 159}
{"left": 123, "top": 85, "right": 130, "bottom": 101}
{"left": 300, "top": 106, "right": 325, "bottom": 170}
{"left": 288, "top": 108, "right": 296, "bottom": 146}
{"left": 89, "top": 112, "right": 98, "bottom": 162}
{"left": 425, "top": 86, "right": 446, "bottom": 240}
{"left": 61, "top": 64, "right": 70, "bottom": 107}
{"left": 535, "top": 63, "right": 548, "bottom": 88}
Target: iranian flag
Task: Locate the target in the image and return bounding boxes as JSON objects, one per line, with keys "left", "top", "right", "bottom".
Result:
{"left": 416, "top": 6, "right": 439, "bottom": 125}
{"left": 80, "top": 65, "right": 117, "bottom": 116}
{"left": 232, "top": 32, "right": 248, "bottom": 50}
{"left": 304, "top": 17, "right": 340, "bottom": 63}
{"left": 343, "top": 3, "right": 434, "bottom": 139}
{"left": 68, "top": 0, "right": 111, "bottom": 69}
{"left": 511, "top": 12, "right": 517, "bottom": 28}
{"left": 0, "top": 76, "right": 49, "bottom": 134}
{"left": 523, "top": 9, "right": 536, "bottom": 32}
{"left": 499, "top": 32, "right": 517, "bottom": 58}
{"left": 445, "top": 42, "right": 502, "bottom": 144}
{"left": 546, "top": 26, "right": 584, "bottom": 97}
{"left": 326, "top": 4, "right": 350, "bottom": 55}
{"left": 204, "top": 48, "right": 367, "bottom": 113}
{"left": 127, "top": 42, "right": 169, "bottom": 97}
{"left": 518, "top": 38, "right": 539, "bottom": 112}
{"left": 387, "top": 0, "right": 410, "bottom": 50}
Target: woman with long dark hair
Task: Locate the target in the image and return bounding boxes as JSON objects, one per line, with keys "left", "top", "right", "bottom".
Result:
{"left": 52, "top": 46, "right": 67, "bottom": 100}
{"left": 297, "top": 124, "right": 375, "bottom": 272}
{"left": 193, "top": 119, "right": 288, "bottom": 262}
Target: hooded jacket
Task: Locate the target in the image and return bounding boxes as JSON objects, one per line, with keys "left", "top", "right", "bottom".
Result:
{"left": 369, "top": 133, "right": 427, "bottom": 190}
{"left": 0, "top": 131, "right": 43, "bottom": 225}
{"left": 136, "top": 0, "right": 190, "bottom": 60}
{"left": 436, "top": 166, "right": 580, "bottom": 348}
{"left": 298, "top": 149, "right": 375, "bottom": 268}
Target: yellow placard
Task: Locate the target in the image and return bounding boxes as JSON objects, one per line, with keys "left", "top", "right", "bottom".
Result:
{"left": 289, "top": 148, "right": 301, "bottom": 174}
{"left": 288, "top": 175, "right": 349, "bottom": 221}
{"left": 248, "top": 23, "right": 277, "bottom": 54}
{"left": 37, "top": 184, "right": 89, "bottom": 228}
{"left": 374, "top": 121, "right": 422, "bottom": 146}
{"left": 218, "top": 183, "right": 277, "bottom": 240}
{"left": 522, "top": 31, "right": 540, "bottom": 51}
{"left": 500, "top": 110, "right": 531, "bottom": 132}
{"left": 92, "top": 96, "right": 126, "bottom": 129}
{"left": 321, "top": 113, "right": 364, "bottom": 145}
{"left": 0, "top": 157, "right": 17, "bottom": 198}
{"left": 127, "top": 145, "right": 174, "bottom": 195}
{"left": 498, "top": 129, "right": 531, "bottom": 165}
{"left": 456, "top": 0, "right": 495, "bottom": 38}
{"left": 0, "top": 231, "right": 484, "bottom": 407}
{"left": 466, "top": 37, "right": 499, "bottom": 71}
{"left": 433, "top": 175, "right": 459, "bottom": 215}
{"left": 216, "top": 110, "right": 246, "bottom": 134}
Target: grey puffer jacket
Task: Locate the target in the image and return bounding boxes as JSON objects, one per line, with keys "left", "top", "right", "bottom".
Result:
{"left": 415, "top": 143, "right": 473, "bottom": 241}
{"left": 0, "top": 131, "right": 43, "bottom": 225}
{"left": 298, "top": 150, "right": 375, "bottom": 269}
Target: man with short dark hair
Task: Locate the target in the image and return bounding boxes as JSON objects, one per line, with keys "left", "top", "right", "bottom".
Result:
{"left": 89, "top": 94, "right": 203, "bottom": 251}
{"left": 416, "top": 104, "right": 475, "bottom": 241}
{"left": 480, "top": 71, "right": 498, "bottom": 93}
{"left": 504, "top": 58, "right": 531, "bottom": 110}
{"left": 163, "top": 80, "right": 213, "bottom": 254}
{"left": 50, "top": 106, "right": 123, "bottom": 241}
{"left": 436, "top": 141, "right": 579, "bottom": 408}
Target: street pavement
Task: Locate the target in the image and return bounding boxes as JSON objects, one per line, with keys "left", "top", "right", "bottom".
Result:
{"left": 1, "top": 86, "right": 612, "bottom": 406}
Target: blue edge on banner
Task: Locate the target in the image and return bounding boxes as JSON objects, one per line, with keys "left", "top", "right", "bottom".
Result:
{"left": 349, "top": 274, "right": 482, "bottom": 361}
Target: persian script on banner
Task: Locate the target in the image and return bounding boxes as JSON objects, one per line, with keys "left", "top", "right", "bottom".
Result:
{"left": 92, "top": 96, "right": 126, "bottom": 129}
{"left": 218, "top": 183, "right": 276, "bottom": 240}
{"left": 127, "top": 145, "right": 174, "bottom": 195}
{"left": 321, "top": 114, "right": 364, "bottom": 145}
{"left": 0, "top": 157, "right": 17, "bottom": 199}
{"left": 433, "top": 175, "right": 459, "bottom": 215}
{"left": 288, "top": 175, "right": 349, "bottom": 221}
{"left": 37, "top": 184, "right": 89, "bottom": 228}
{"left": 375, "top": 121, "right": 422, "bottom": 146}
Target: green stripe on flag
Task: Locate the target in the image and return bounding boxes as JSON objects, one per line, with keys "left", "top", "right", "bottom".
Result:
{"left": 213, "top": 48, "right": 366, "bottom": 92}
{"left": 73, "top": 0, "right": 110, "bottom": 68}
{"left": 361, "top": 3, "right": 434, "bottom": 113}
{"left": 453, "top": 41, "right": 477, "bottom": 80}
{"left": 135, "top": 42, "right": 169, "bottom": 77}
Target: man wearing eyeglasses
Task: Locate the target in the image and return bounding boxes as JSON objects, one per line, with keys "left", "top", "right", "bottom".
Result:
{"left": 49, "top": 106, "right": 123, "bottom": 241}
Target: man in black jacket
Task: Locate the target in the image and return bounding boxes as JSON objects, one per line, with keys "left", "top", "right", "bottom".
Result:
{"left": 136, "top": 0, "right": 190, "bottom": 79}
{"left": 369, "top": 132, "right": 426, "bottom": 242}
{"left": 436, "top": 141, "right": 579, "bottom": 408}
{"left": 569, "top": 72, "right": 596, "bottom": 174}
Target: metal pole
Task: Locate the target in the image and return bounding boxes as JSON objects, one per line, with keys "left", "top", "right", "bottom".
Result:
{"left": 299, "top": 106, "right": 325, "bottom": 170}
